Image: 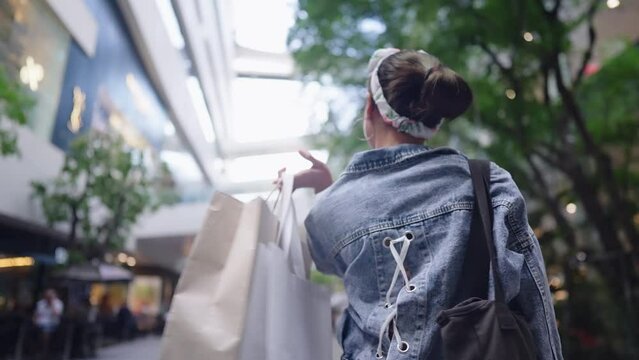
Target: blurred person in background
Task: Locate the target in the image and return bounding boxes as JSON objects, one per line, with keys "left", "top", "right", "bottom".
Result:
{"left": 69, "top": 295, "right": 99, "bottom": 358}
{"left": 287, "top": 49, "right": 562, "bottom": 359}
{"left": 33, "top": 288, "right": 64, "bottom": 359}
{"left": 97, "top": 293, "right": 116, "bottom": 339}
{"left": 115, "top": 303, "right": 137, "bottom": 340}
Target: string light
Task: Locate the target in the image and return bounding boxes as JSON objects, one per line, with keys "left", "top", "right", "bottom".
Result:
{"left": 505, "top": 89, "right": 516, "bottom": 100}
{"left": 117, "top": 252, "right": 128, "bottom": 263}
{"left": 549, "top": 276, "right": 562, "bottom": 289}
{"left": 607, "top": 0, "right": 620, "bottom": 9}
{"left": 566, "top": 203, "right": 577, "bottom": 214}
{"left": 126, "top": 257, "right": 137, "bottom": 267}
{"left": 576, "top": 251, "right": 587, "bottom": 262}
{"left": 533, "top": 227, "right": 544, "bottom": 238}
{"left": 523, "top": 32, "right": 534, "bottom": 42}
{"left": 554, "top": 290, "right": 569, "bottom": 302}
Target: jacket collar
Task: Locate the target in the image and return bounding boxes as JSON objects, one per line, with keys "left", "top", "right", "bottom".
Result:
{"left": 344, "top": 143, "right": 432, "bottom": 174}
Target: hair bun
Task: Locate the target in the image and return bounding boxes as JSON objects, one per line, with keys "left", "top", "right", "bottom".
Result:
{"left": 418, "top": 66, "right": 473, "bottom": 125}
{"left": 377, "top": 51, "right": 473, "bottom": 128}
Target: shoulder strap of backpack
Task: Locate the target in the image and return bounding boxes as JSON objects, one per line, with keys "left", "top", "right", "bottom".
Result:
{"left": 466, "top": 159, "right": 505, "bottom": 303}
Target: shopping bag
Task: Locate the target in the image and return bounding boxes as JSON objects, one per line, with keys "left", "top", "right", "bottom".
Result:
{"left": 160, "top": 192, "right": 278, "bottom": 360}
{"left": 272, "top": 173, "right": 311, "bottom": 278}
{"left": 265, "top": 243, "right": 333, "bottom": 360}
{"left": 292, "top": 188, "right": 316, "bottom": 277}
{"left": 239, "top": 243, "right": 333, "bottom": 360}
{"left": 239, "top": 174, "right": 333, "bottom": 360}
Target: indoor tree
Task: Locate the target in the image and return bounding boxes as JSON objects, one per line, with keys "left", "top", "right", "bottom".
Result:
{"left": 289, "top": 0, "right": 639, "bottom": 358}
{"left": 0, "top": 65, "right": 33, "bottom": 156}
{"left": 31, "top": 131, "right": 178, "bottom": 257}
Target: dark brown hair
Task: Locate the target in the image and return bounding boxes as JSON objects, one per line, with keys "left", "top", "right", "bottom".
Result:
{"left": 377, "top": 50, "right": 473, "bottom": 128}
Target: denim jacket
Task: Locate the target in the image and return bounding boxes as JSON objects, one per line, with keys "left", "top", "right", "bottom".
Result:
{"left": 305, "top": 144, "right": 563, "bottom": 360}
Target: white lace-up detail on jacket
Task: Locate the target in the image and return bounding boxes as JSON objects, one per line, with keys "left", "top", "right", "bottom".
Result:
{"left": 376, "top": 232, "right": 415, "bottom": 358}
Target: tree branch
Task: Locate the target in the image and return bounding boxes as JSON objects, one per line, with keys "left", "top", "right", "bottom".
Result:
{"left": 534, "top": 0, "right": 562, "bottom": 16}
{"left": 573, "top": 1, "right": 598, "bottom": 87}
{"left": 552, "top": 52, "right": 639, "bottom": 248}
{"left": 534, "top": 0, "right": 557, "bottom": 21}
{"left": 542, "top": 63, "right": 552, "bottom": 106}
{"left": 552, "top": 0, "right": 563, "bottom": 16}
{"left": 477, "top": 42, "right": 517, "bottom": 86}
{"left": 525, "top": 154, "right": 576, "bottom": 247}
{"left": 530, "top": 147, "right": 563, "bottom": 169}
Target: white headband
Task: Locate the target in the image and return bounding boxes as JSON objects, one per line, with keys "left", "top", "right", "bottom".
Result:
{"left": 368, "top": 48, "right": 443, "bottom": 140}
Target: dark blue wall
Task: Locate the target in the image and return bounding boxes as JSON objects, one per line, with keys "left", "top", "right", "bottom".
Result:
{"left": 52, "top": 0, "right": 170, "bottom": 151}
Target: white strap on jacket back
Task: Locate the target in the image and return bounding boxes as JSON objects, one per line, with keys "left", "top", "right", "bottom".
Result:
{"left": 376, "top": 232, "right": 415, "bottom": 358}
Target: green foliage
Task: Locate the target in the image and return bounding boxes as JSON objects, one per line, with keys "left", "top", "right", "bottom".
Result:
{"left": 0, "top": 65, "right": 34, "bottom": 156}
{"left": 66, "top": 249, "right": 88, "bottom": 266}
{"left": 291, "top": 0, "right": 639, "bottom": 358}
{"left": 310, "top": 269, "right": 344, "bottom": 291}
{"left": 580, "top": 46, "right": 639, "bottom": 140}
{"left": 31, "top": 131, "right": 178, "bottom": 249}
{"left": 314, "top": 109, "right": 368, "bottom": 173}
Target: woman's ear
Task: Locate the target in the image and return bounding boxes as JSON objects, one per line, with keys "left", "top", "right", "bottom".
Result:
{"left": 363, "top": 95, "right": 376, "bottom": 147}
{"left": 365, "top": 95, "right": 376, "bottom": 120}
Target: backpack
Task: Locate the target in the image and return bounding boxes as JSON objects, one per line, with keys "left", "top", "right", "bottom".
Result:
{"left": 435, "top": 159, "right": 537, "bottom": 360}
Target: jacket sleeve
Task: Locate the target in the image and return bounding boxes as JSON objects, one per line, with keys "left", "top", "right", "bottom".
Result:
{"left": 304, "top": 211, "right": 338, "bottom": 275}
{"left": 490, "top": 162, "right": 564, "bottom": 360}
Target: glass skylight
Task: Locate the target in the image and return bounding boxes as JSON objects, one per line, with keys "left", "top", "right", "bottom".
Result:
{"left": 232, "top": 0, "right": 296, "bottom": 54}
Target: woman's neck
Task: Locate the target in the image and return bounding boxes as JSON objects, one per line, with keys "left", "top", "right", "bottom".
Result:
{"left": 373, "top": 126, "right": 424, "bottom": 148}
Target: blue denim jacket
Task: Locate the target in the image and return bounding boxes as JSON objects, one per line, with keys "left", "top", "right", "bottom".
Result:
{"left": 305, "top": 144, "right": 563, "bottom": 360}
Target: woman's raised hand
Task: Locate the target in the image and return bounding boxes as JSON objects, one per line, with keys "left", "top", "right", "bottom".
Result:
{"left": 274, "top": 150, "right": 333, "bottom": 193}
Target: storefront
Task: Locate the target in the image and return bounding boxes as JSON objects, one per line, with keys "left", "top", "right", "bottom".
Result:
{"left": 1, "top": 0, "right": 212, "bottom": 204}
{"left": 0, "top": 213, "right": 67, "bottom": 310}
{"left": 50, "top": 0, "right": 212, "bottom": 203}
{"left": 0, "top": 0, "right": 71, "bottom": 142}
{"left": 0, "top": 2, "right": 211, "bottom": 351}
{"left": 0, "top": 213, "right": 67, "bottom": 357}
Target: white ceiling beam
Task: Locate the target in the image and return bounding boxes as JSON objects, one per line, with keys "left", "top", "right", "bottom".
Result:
{"left": 117, "top": 0, "right": 218, "bottom": 184}
{"left": 221, "top": 136, "right": 312, "bottom": 159}
{"left": 174, "top": 0, "right": 234, "bottom": 146}
{"left": 46, "top": 0, "right": 98, "bottom": 57}
{"left": 215, "top": 179, "right": 275, "bottom": 194}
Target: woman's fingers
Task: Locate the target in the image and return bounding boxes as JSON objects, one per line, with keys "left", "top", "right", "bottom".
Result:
{"left": 298, "top": 149, "right": 322, "bottom": 167}
{"left": 298, "top": 149, "right": 313, "bottom": 161}
{"left": 273, "top": 167, "right": 286, "bottom": 189}
{"left": 274, "top": 178, "right": 283, "bottom": 190}
{"left": 272, "top": 151, "right": 332, "bottom": 193}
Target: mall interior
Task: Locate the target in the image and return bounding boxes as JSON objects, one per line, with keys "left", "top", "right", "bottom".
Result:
{"left": 0, "top": 0, "right": 332, "bottom": 358}
{"left": 0, "top": 0, "right": 638, "bottom": 359}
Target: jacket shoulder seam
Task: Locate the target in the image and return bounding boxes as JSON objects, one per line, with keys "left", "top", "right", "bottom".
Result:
{"left": 329, "top": 201, "right": 509, "bottom": 257}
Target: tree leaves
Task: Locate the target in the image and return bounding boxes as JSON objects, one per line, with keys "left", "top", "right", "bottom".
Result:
{"left": 290, "top": 0, "right": 639, "bottom": 356}
{"left": 31, "top": 131, "right": 178, "bottom": 250}
{"left": 0, "top": 65, "right": 34, "bottom": 156}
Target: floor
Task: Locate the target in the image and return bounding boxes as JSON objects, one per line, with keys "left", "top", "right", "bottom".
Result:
{"left": 95, "top": 336, "right": 161, "bottom": 360}
{"left": 94, "top": 335, "right": 342, "bottom": 360}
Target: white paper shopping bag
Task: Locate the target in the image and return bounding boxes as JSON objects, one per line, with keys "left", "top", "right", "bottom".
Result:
{"left": 239, "top": 242, "right": 333, "bottom": 360}
{"left": 240, "top": 175, "right": 332, "bottom": 360}
{"left": 160, "top": 193, "right": 278, "bottom": 360}
{"left": 272, "top": 173, "right": 312, "bottom": 278}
